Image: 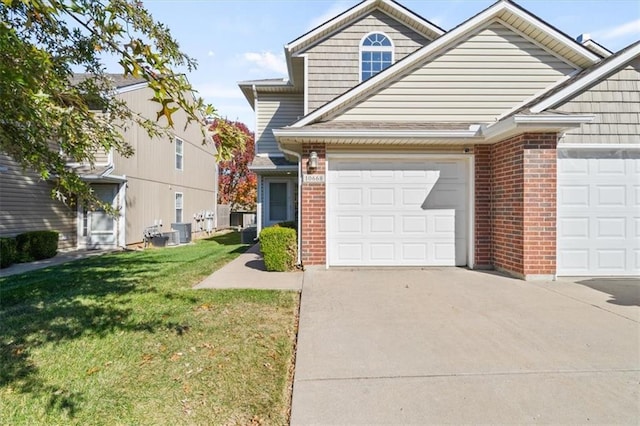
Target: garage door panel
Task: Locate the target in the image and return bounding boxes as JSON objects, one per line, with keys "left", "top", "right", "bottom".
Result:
{"left": 337, "top": 243, "right": 363, "bottom": 262}
{"left": 336, "top": 187, "right": 362, "bottom": 205}
{"left": 337, "top": 216, "right": 362, "bottom": 233}
{"left": 596, "top": 217, "right": 626, "bottom": 239}
{"left": 559, "top": 185, "right": 590, "bottom": 207}
{"left": 402, "top": 243, "right": 428, "bottom": 261}
{"left": 558, "top": 150, "right": 640, "bottom": 276}
{"left": 371, "top": 243, "right": 395, "bottom": 261}
{"left": 329, "top": 158, "right": 468, "bottom": 267}
{"left": 370, "top": 188, "right": 395, "bottom": 206}
{"left": 596, "top": 185, "right": 626, "bottom": 206}
{"left": 559, "top": 217, "right": 589, "bottom": 238}
{"left": 596, "top": 249, "right": 627, "bottom": 273}
{"left": 369, "top": 215, "right": 394, "bottom": 233}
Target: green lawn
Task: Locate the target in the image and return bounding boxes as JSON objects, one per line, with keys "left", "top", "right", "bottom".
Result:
{"left": 0, "top": 232, "right": 299, "bottom": 425}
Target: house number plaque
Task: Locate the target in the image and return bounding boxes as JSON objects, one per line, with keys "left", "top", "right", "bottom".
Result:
{"left": 303, "top": 174, "right": 325, "bottom": 184}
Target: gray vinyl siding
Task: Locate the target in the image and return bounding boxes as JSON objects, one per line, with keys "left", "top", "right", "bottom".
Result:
{"left": 256, "top": 93, "right": 304, "bottom": 156}
{"left": 333, "top": 22, "right": 578, "bottom": 123}
{"left": 113, "top": 87, "right": 217, "bottom": 245}
{"left": 558, "top": 59, "right": 640, "bottom": 144}
{"left": 303, "top": 9, "right": 431, "bottom": 112}
{"left": 0, "top": 154, "right": 77, "bottom": 249}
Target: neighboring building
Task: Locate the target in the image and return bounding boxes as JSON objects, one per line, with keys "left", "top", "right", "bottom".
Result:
{"left": 0, "top": 75, "right": 218, "bottom": 249}
{"left": 239, "top": 0, "right": 639, "bottom": 279}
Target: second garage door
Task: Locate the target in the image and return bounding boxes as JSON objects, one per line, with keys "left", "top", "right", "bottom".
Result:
{"left": 557, "top": 148, "right": 640, "bottom": 276}
{"left": 327, "top": 157, "right": 469, "bottom": 267}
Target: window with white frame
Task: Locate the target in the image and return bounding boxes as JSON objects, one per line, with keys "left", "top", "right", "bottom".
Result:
{"left": 360, "top": 32, "right": 394, "bottom": 81}
{"left": 175, "top": 192, "right": 183, "bottom": 223}
{"left": 175, "top": 137, "right": 184, "bottom": 170}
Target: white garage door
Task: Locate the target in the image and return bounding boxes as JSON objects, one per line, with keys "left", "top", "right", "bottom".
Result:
{"left": 557, "top": 149, "right": 640, "bottom": 276}
{"left": 327, "top": 157, "right": 469, "bottom": 266}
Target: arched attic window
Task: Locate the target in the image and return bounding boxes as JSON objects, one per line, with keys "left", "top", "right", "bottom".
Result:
{"left": 360, "top": 32, "right": 394, "bottom": 82}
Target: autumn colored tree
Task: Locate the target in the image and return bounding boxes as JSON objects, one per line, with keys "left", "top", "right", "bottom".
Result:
{"left": 211, "top": 120, "right": 257, "bottom": 211}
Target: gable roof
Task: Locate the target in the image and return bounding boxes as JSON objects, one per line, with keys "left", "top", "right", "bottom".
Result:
{"left": 291, "top": 0, "right": 601, "bottom": 128}
{"left": 526, "top": 40, "right": 640, "bottom": 113}
{"left": 285, "top": 0, "right": 444, "bottom": 55}
{"left": 72, "top": 73, "right": 147, "bottom": 91}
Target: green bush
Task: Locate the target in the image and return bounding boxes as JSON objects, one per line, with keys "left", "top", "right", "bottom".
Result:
{"left": 16, "top": 231, "right": 59, "bottom": 261}
{"left": 0, "top": 237, "right": 17, "bottom": 268}
{"left": 259, "top": 226, "right": 297, "bottom": 272}
{"left": 274, "top": 221, "right": 297, "bottom": 231}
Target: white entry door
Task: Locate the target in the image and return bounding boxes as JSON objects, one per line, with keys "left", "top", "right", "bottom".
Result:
{"left": 81, "top": 184, "right": 118, "bottom": 248}
{"left": 327, "top": 157, "right": 469, "bottom": 267}
{"left": 557, "top": 149, "right": 640, "bottom": 276}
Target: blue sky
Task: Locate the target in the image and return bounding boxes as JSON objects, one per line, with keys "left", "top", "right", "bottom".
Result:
{"left": 140, "top": 0, "right": 640, "bottom": 130}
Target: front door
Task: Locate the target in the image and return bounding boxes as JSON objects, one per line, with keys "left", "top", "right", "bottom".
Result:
{"left": 81, "top": 184, "right": 118, "bottom": 248}
{"left": 264, "top": 179, "right": 291, "bottom": 227}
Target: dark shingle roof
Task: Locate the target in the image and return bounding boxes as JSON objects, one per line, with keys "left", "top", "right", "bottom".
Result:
{"left": 72, "top": 73, "right": 146, "bottom": 89}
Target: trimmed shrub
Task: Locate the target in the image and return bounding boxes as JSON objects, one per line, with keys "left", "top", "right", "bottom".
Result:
{"left": 259, "top": 226, "right": 297, "bottom": 272}
{"left": 0, "top": 237, "right": 17, "bottom": 268}
{"left": 16, "top": 231, "right": 59, "bottom": 261}
{"left": 274, "top": 221, "right": 297, "bottom": 231}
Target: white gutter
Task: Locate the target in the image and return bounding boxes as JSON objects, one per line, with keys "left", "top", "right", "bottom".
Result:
{"left": 273, "top": 128, "right": 482, "bottom": 139}
{"left": 512, "top": 114, "right": 596, "bottom": 125}
{"left": 482, "top": 114, "right": 595, "bottom": 140}
{"left": 276, "top": 146, "right": 302, "bottom": 266}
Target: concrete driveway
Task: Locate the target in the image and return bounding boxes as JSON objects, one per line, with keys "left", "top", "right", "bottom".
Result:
{"left": 291, "top": 268, "right": 639, "bottom": 425}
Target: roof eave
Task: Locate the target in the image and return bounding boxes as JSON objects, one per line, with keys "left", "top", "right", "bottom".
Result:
{"left": 482, "top": 114, "right": 596, "bottom": 142}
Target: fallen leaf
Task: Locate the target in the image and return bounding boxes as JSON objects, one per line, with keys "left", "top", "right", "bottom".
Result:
{"left": 86, "top": 367, "right": 100, "bottom": 375}
{"left": 140, "top": 353, "right": 154, "bottom": 365}
{"left": 170, "top": 352, "right": 183, "bottom": 362}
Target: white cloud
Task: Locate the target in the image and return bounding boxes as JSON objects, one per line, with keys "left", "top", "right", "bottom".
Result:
{"left": 243, "top": 51, "right": 287, "bottom": 75}
{"left": 594, "top": 19, "right": 640, "bottom": 41}
{"left": 307, "top": 1, "right": 353, "bottom": 31}
{"left": 207, "top": 50, "right": 215, "bottom": 57}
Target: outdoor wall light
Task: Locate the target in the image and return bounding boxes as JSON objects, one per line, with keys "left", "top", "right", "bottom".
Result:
{"left": 308, "top": 151, "right": 319, "bottom": 170}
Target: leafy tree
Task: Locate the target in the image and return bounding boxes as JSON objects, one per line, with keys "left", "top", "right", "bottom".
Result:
{"left": 211, "top": 120, "right": 257, "bottom": 211}
{"left": 0, "top": 0, "right": 245, "bottom": 209}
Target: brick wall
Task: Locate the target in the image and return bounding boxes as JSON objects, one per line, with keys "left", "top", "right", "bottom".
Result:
{"left": 301, "top": 143, "right": 326, "bottom": 265}
{"left": 491, "top": 135, "right": 526, "bottom": 275}
{"left": 474, "top": 133, "right": 557, "bottom": 278}
{"left": 522, "top": 135, "right": 557, "bottom": 276}
{"left": 474, "top": 145, "right": 492, "bottom": 268}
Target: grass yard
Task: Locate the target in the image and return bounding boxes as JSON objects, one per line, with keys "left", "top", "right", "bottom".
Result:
{"left": 0, "top": 232, "right": 299, "bottom": 425}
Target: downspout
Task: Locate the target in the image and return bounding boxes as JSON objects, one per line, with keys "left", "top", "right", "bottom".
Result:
{"left": 278, "top": 145, "right": 302, "bottom": 266}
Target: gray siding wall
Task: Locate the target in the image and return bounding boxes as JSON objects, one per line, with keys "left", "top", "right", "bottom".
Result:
{"left": 558, "top": 59, "right": 640, "bottom": 144}
{"left": 333, "top": 22, "right": 577, "bottom": 123}
{"left": 256, "top": 92, "right": 304, "bottom": 156}
{"left": 0, "top": 154, "right": 77, "bottom": 249}
{"left": 303, "top": 9, "right": 430, "bottom": 112}
{"left": 114, "top": 87, "right": 217, "bottom": 245}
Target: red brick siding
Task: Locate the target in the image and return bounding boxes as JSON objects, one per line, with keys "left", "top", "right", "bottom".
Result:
{"left": 491, "top": 135, "right": 526, "bottom": 275}
{"left": 474, "top": 133, "right": 557, "bottom": 278}
{"left": 523, "top": 135, "right": 557, "bottom": 276}
{"left": 474, "top": 145, "right": 492, "bottom": 268}
{"left": 301, "top": 143, "right": 326, "bottom": 265}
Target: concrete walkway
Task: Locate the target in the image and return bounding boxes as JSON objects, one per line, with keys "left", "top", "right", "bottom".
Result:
{"left": 291, "top": 267, "right": 639, "bottom": 424}
{"left": 194, "top": 243, "right": 303, "bottom": 290}
{"left": 0, "top": 249, "right": 112, "bottom": 277}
